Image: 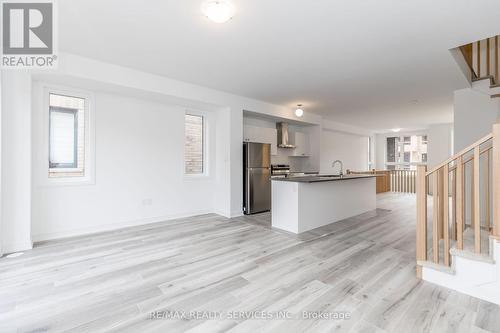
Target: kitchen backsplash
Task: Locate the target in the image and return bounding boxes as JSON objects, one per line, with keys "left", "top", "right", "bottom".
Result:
{"left": 271, "top": 152, "right": 311, "bottom": 172}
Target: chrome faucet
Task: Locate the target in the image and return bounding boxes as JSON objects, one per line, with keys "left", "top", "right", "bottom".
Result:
{"left": 332, "top": 160, "right": 344, "bottom": 177}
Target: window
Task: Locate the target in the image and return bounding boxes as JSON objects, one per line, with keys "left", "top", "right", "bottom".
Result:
{"left": 386, "top": 137, "right": 399, "bottom": 163}
{"left": 184, "top": 114, "right": 204, "bottom": 175}
{"left": 49, "top": 93, "right": 86, "bottom": 178}
{"left": 50, "top": 108, "right": 77, "bottom": 168}
{"left": 386, "top": 134, "right": 427, "bottom": 170}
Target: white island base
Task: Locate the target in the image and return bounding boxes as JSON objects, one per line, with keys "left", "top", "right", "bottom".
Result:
{"left": 271, "top": 176, "right": 376, "bottom": 234}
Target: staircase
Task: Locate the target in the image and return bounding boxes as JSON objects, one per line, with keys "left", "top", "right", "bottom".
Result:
{"left": 421, "top": 231, "right": 500, "bottom": 305}
{"left": 459, "top": 35, "right": 500, "bottom": 98}
{"left": 472, "top": 77, "right": 500, "bottom": 98}
{"left": 415, "top": 123, "right": 500, "bottom": 305}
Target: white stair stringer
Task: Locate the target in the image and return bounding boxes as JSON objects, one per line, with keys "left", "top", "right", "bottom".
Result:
{"left": 420, "top": 237, "right": 500, "bottom": 305}
{"left": 472, "top": 78, "right": 500, "bottom": 96}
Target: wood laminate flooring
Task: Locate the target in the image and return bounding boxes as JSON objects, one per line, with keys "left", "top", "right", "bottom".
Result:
{"left": 0, "top": 193, "right": 499, "bottom": 333}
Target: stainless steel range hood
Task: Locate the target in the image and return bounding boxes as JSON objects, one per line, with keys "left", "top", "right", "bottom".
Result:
{"left": 276, "top": 122, "right": 295, "bottom": 148}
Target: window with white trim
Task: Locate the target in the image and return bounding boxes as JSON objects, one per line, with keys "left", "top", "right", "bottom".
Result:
{"left": 385, "top": 135, "right": 427, "bottom": 170}
{"left": 49, "top": 93, "right": 86, "bottom": 178}
{"left": 184, "top": 114, "right": 205, "bottom": 175}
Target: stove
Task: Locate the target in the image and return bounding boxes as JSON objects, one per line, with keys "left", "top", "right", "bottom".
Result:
{"left": 271, "top": 164, "right": 290, "bottom": 178}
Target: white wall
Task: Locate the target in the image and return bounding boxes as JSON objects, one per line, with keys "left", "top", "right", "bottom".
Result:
{"left": 229, "top": 110, "right": 244, "bottom": 217}
{"left": 1, "top": 71, "right": 32, "bottom": 253}
{"left": 454, "top": 88, "right": 500, "bottom": 152}
{"left": 0, "top": 53, "right": 325, "bottom": 244}
{"left": 320, "top": 129, "right": 369, "bottom": 173}
{"left": 1, "top": 51, "right": 476, "bottom": 246}
{"left": 375, "top": 134, "right": 386, "bottom": 170}
{"left": 31, "top": 85, "right": 219, "bottom": 241}
{"left": 304, "top": 125, "right": 322, "bottom": 173}
{"left": 427, "top": 123, "right": 454, "bottom": 169}
{"left": 0, "top": 70, "right": 2, "bottom": 256}
{"left": 369, "top": 134, "right": 376, "bottom": 169}
{"left": 36, "top": 53, "right": 323, "bottom": 220}
{"left": 453, "top": 86, "right": 500, "bottom": 225}
{"left": 214, "top": 107, "right": 231, "bottom": 217}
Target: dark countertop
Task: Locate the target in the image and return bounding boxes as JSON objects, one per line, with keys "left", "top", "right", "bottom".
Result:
{"left": 271, "top": 174, "right": 377, "bottom": 183}
{"left": 289, "top": 171, "right": 319, "bottom": 174}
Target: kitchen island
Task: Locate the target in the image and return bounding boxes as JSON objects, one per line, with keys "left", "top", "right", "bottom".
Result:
{"left": 271, "top": 175, "right": 377, "bottom": 234}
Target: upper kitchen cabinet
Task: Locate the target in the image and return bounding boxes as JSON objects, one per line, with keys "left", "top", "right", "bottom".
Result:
{"left": 243, "top": 125, "right": 259, "bottom": 143}
{"left": 243, "top": 125, "right": 278, "bottom": 155}
{"left": 292, "top": 132, "right": 310, "bottom": 157}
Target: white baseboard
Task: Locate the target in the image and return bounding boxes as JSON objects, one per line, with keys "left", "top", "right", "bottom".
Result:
{"left": 32, "top": 210, "right": 214, "bottom": 242}
{"left": 230, "top": 210, "right": 244, "bottom": 218}
{"left": 214, "top": 209, "right": 231, "bottom": 218}
{"left": 1, "top": 240, "right": 33, "bottom": 254}
{"left": 212, "top": 209, "right": 243, "bottom": 219}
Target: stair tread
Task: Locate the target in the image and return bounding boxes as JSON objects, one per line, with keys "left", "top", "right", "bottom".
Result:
{"left": 418, "top": 260, "right": 456, "bottom": 275}
{"left": 450, "top": 247, "right": 495, "bottom": 264}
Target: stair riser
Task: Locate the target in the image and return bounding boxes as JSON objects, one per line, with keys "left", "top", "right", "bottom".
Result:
{"left": 472, "top": 78, "right": 500, "bottom": 96}
{"left": 489, "top": 85, "right": 500, "bottom": 95}
{"left": 421, "top": 239, "right": 500, "bottom": 305}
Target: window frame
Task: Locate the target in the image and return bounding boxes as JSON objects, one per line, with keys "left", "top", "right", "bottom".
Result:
{"left": 184, "top": 109, "right": 210, "bottom": 179}
{"left": 38, "top": 85, "right": 95, "bottom": 187}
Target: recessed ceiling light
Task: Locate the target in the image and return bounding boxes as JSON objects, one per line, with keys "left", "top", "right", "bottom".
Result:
{"left": 392, "top": 128, "right": 401, "bottom": 133}
{"left": 201, "top": 1, "right": 235, "bottom": 24}
{"left": 295, "top": 104, "right": 304, "bottom": 117}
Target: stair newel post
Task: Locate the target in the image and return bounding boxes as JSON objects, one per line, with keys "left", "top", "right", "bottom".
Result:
{"left": 493, "top": 121, "right": 500, "bottom": 239}
{"left": 416, "top": 165, "right": 428, "bottom": 278}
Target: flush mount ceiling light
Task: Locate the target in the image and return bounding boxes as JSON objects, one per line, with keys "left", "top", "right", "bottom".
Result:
{"left": 392, "top": 128, "right": 401, "bottom": 133}
{"left": 295, "top": 104, "right": 304, "bottom": 117}
{"left": 201, "top": 1, "right": 235, "bottom": 23}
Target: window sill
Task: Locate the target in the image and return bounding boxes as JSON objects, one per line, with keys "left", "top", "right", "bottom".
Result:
{"left": 39, "top": 176, "right": 95, "bottom": 188}
{"left": 183, "top": 174, "right": 212, "bottom": 181}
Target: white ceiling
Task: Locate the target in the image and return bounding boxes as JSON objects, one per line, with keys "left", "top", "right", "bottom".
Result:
{"left": 59, "top": 0, "right": 500, "bottom": 131}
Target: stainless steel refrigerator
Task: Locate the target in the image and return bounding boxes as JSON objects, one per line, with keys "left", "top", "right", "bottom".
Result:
{"left": 243, "top": 142, "right": 271, "bottom": 215}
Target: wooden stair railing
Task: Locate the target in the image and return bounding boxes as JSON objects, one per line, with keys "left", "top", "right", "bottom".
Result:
{"left": 416, "top": 123, "right": 500, "bottom": 278}
{"left": 346, "top": 169, "right": 416, "bottom": 194}
{"left": 390, "top": 170, "right": 417, "bottom": 193}
{"left": 460, "top": 35, "right": 500, "bottom": 85}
